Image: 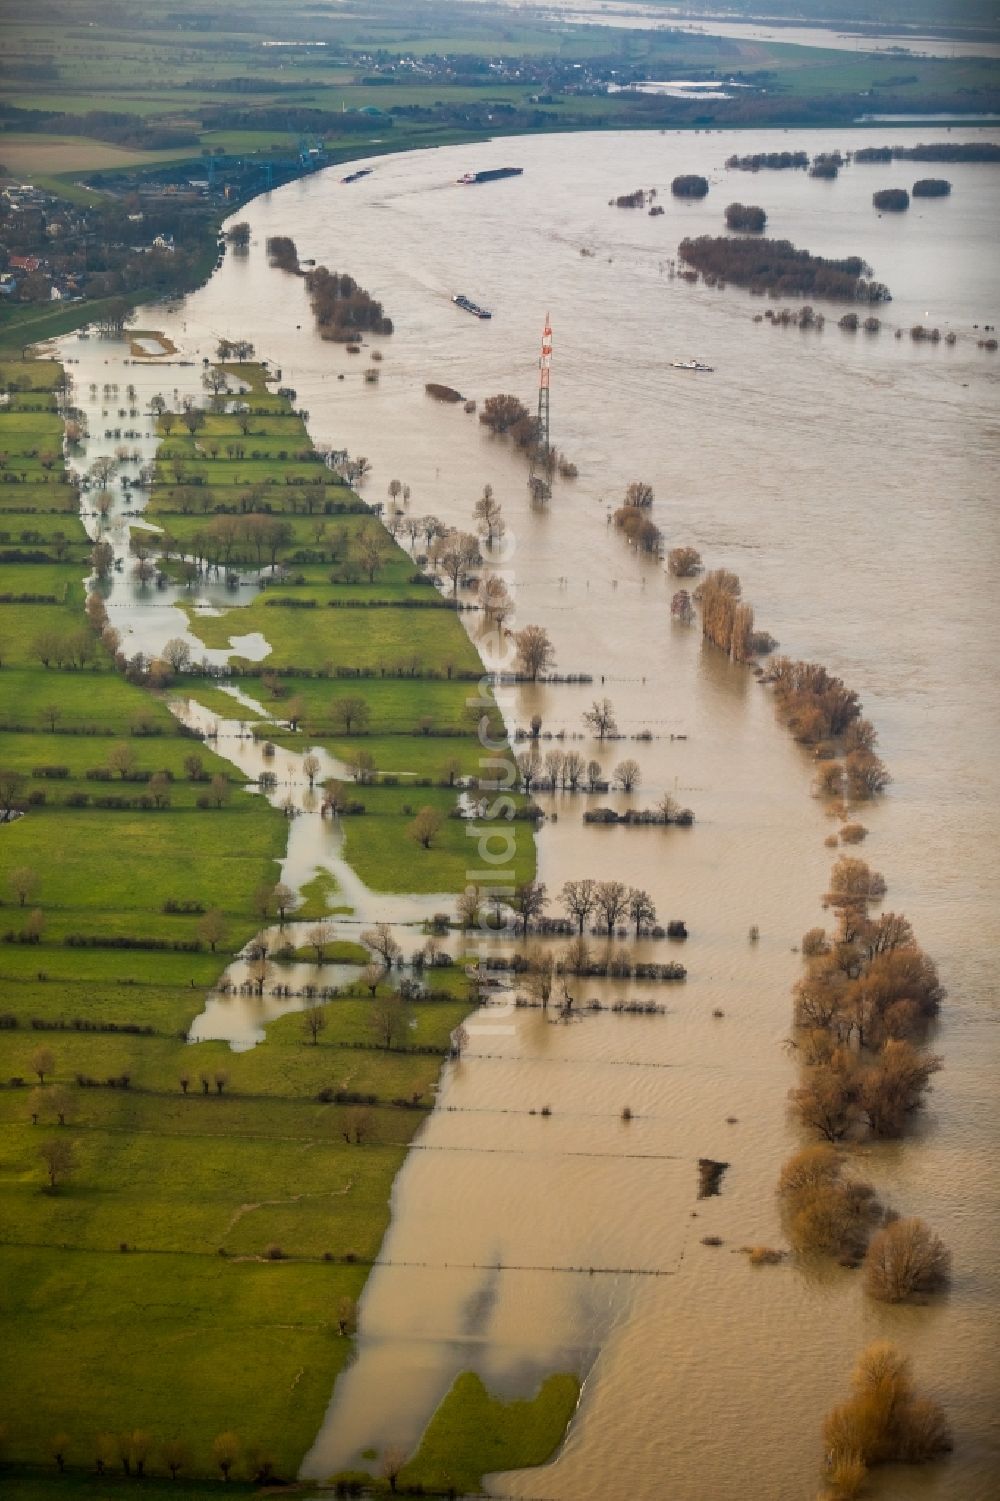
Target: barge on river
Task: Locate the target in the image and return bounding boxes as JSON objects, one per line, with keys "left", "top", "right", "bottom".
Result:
{"left": 457, "top": 167, "right": 523, "bottom": 185}
{"left": 453, "top": 294, "right": 492, "bottom": 320}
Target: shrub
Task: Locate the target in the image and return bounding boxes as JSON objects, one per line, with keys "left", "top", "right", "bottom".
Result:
{"left": 778, "top": 1146, "right": 880, "bottom": 1261}
{"left": 863, "top": 1217, "right": 950, "bottom": 1302}
{"left": 667, "top": 546, "right": 702, "bottom": 577}
{"left": 821, "top": 1341, "right": 951, "bottom": 1490}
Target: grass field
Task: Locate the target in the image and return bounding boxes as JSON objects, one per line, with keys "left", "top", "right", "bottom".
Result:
{"left": 0, "top": 356, "right": 534, "bottom": 1489}
{"left": 398, "top": 1371, "right": 581, "bottom": 1495}
{"left": 0, "top": 136, "right": 198, "bottom": 174}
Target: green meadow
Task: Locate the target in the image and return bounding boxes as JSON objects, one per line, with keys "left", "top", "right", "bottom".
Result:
{"left": 0, "top": 356, "right": 534, "bottom": 1488}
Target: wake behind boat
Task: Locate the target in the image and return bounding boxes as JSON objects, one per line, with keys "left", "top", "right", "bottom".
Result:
{"left": 671, "top": 358, "right": 714, "bottom": 372}
{"left": 453, "top": 293, "right": 492, "bottom": 320}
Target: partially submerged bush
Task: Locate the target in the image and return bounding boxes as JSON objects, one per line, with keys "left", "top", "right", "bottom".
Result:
{"left": 778, "top": 1145, "right": 880, "bottom": 1262}
{"left": 863, "top": 1217, "right": 950, "bottom": 1303}
{"left": 821, "top": 1341, "right": 951, "bottom": 1493}
{"left": 667, "top": 545, "right": 702, "bottom": 577}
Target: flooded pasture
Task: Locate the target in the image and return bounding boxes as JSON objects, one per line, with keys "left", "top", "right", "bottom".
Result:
{"left": 57, "top": 124, "right": 1000, "bottom": 1498}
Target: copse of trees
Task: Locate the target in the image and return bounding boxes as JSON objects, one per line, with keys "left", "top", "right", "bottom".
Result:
{"left": 678, "top": 235, "right": 891, "bottom": 302}
{"left": 912, "top": 178, "right": 951, "bottom": 197}
{"left": 726, "top": 150, "right": 809, "bottom": 171}
{"left": 266, "top": 236, "right": 300, "bottom": 273}
{"left": 767, "top": 656, "right": 864, "bottom": 746}
{"left": 809, "top": 152, "right": 842, "bottom": 179}
{"left": 304, "top": 266, "right": 393, "bottom": 341}
{"left": 855, "top": 141, "right": 999, "bottom": 163}
{"left": 696, "top": 568, "right": 775, "bottom": 662}
{"left": 787, "top": 859, "right": 944, "bottom": 1146}
{"left": 725, "top": 202, "right": 767, "bottom": 232}
{"left": 613, "top": 506, "right": 661, "bottom": 554}
{"left": 671, "top": 175, "right": 709, "bottom": 198}
{"left": 873, "top": 188, "right": 910, "bottom": 212}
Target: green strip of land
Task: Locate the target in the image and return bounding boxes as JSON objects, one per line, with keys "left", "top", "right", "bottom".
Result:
{"left": 0, "top": 354, "right": 532, "bottom": 1487}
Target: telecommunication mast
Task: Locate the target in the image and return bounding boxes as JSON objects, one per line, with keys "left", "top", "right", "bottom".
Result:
{"left": 529, "top": 313, "right": 553, "bottom": 500}
{"left": 536, "top": 312, "right": 552, "bottom": 460}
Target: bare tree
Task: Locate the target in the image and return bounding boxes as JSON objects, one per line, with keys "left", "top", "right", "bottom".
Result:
{"left": 330, "top": 696, "right": 371, "bottom": 735}
{"left": 303, "top": 754, "right": 321, "bottom": 787}
{"left": 246, "top": 955, "right": 272, "bottom": 998}
{"left": 594, "top": 879, "right": 630, "bottom": 933}
{"left": 208, "top": 774, "right": 231, "bottom": 808}
{"left": 161, "top": 1439, "right": 193, "bottom": 1481}
{"left": 362, "top": 921, "right": 401, "bottom": 968}
{"left": 360, "top": 962, "right": 382, "bottom": 997}
{"left": 161, "top": 638, "right": 191, "bottom": 672}
{"left": 512, "top": 879, "right": 548, "bottom": 936}
{"left": 212, "top": 1432, "right": 241, "bottom": 1483}
{"left": 479, "top": 573, "right": 512, "bottom": 625}
{"left": 614, "top": 758, "right": 641, "bottom": 792}
{"left": 9, "top": 865, "right": 39, "bottom": 907}
{"left": 272, "top": 882, "right": 296, "bottom": 924}
{"left": 514, "top": 625, "right": 555, "bottom": 680}
{"left": 369, "top": 992, "right": 411, "bottom": 1049}
{"left": 561, "top": 878, "right": 596, "bottom": 934}
{"left": 627, "top": 887, "right": 656, "bottom": 935}
{"left": 47, "top": 1086, "right": 74, "bottom": 1127}
{"left": 583, "top": 698, "right": 617, "bottom": 741}
{"left": 380, "top": 1445, "right": 407, "bottom": 1494}
{"left": 408, "top": 805, "right": 443, "bottom": 849}
{"left": 517, "top": 749, "right": 540, "bottom": 792}
{"left": 31, "top": 1046, "right": 55, "bottom": 1084}
{"left": 356, "top": 526, "right": 387, "bottom": 584}
{"left": 302, "top": 1005, "right": 327, "bottom": 1046}
{"left": 337, "top": 1296, "right": 357, "bottom": 1335}
{"left": 430, "top": 528, "right": 480, "bottom": 593}
{"left": 39, "top": 1137, "right": 76, "bottom": 1189}
{"left": 455, "top": 886, "right": 481, "bottom": 930}
{"left": 524, "top": 946, "right": 555, "bottom": 1007}
{"left": 562, "top": 751, "right": 585, "bottom": 790}
{"left": 307, "top": 921, "right": 334, "bottom": 962}
{"left": 473, "top": 486, "right": 504, "bottom": 545}
{"left": 107, "top": 742, "right": 137, "bottom": 780}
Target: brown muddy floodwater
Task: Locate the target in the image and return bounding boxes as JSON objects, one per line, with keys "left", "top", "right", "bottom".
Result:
{"left": 58, "top": 125, "right": 1000, "bottom": 1498}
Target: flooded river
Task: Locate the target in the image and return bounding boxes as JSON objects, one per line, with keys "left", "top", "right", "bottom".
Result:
{"left": 60, "top": 126, "right": 1000, "bottom": 1497}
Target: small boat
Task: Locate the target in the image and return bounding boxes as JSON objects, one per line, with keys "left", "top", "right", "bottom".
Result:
{"left": 452, "top": 294, "right": 492, "bottom": 320}
{"left": 341, "top": 167, "right": 373, "bottom": 184}
{"left": 671, "top": 358, "right": 714, "bottom": 372}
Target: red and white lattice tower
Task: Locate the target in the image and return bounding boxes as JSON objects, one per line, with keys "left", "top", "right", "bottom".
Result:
{"left": 536, "top": 312, "right": 552, "bottom": 460}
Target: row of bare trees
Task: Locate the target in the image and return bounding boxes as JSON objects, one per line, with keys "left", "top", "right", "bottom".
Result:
{"left": 29, "top": 1427, "right": 279, "bottom": 1483}
{"left": 452, "top": 877, "right": 658, "bottom": 938}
